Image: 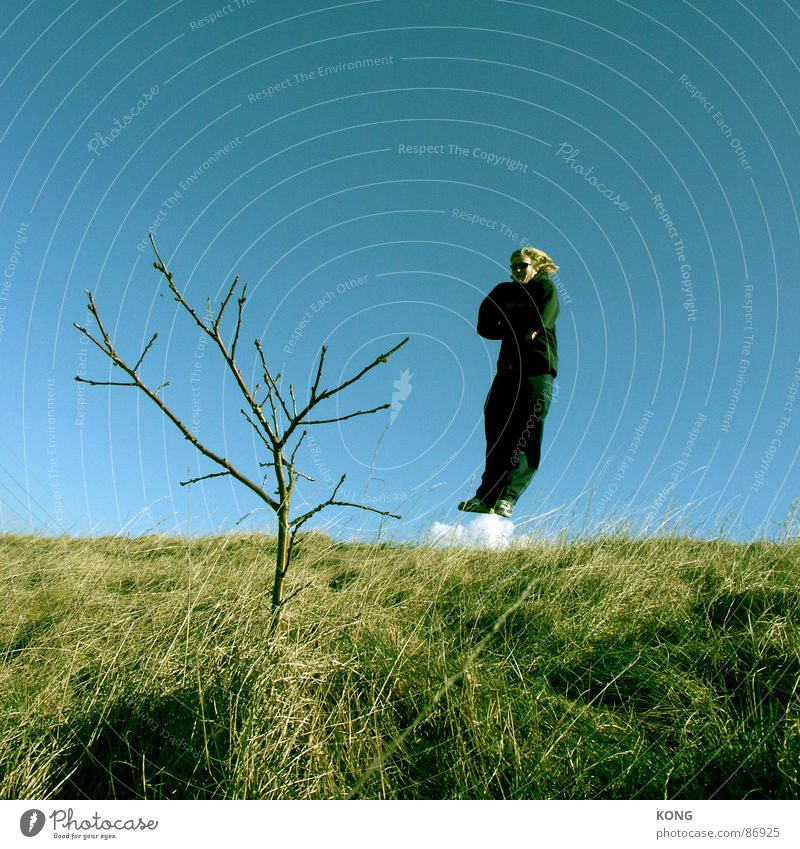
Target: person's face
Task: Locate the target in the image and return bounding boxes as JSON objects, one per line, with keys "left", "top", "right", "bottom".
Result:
{"left": 510, "top": 255, "right": 537, "bottom": 284}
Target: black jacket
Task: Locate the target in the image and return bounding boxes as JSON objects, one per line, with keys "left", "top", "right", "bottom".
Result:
{"left": 477, "top": 273, "right": 560, "bottom": 376}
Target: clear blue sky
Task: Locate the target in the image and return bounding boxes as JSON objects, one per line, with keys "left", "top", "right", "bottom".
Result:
{"left": 2, "top": 0, "right": 799, "bottom": 542}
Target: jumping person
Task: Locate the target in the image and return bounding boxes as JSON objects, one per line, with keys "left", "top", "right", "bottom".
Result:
{"left": 458, "top": 247, "right": 560, "bottom": 519}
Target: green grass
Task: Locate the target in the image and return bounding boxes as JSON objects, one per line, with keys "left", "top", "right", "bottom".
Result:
{"left": 1, "top": 531, "right": 798, "bottom": 799}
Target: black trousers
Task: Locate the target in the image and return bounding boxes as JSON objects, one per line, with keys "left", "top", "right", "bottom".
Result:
{"left": 475, "top": 371, "right": 553, "bottom": 506}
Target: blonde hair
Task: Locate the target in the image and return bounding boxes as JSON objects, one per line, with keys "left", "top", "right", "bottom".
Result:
{"left": 511, "top": 247, "right": 559, "bottom": 274}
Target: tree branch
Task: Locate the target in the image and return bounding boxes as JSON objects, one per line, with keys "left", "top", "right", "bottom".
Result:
{"left": 301, "top": 402, "right": 391, "bottom": 426}
{"left": 284, "top": 337, "right": 408, "bottom": 447}
{"left": 75, "top": 376, "right": 137, "bottom": 387}
{"left": 73, "top": 321, "right": 111, "bottom": 358}
{"left": 289, "top": 429, "right": 307, "bottom": 467}
{"left": 255, "top": 339, "right": 291, "bottom": 428}
{"left": 78, "top": 238, "right": 407, "bottom": 631}
{"left": 310, "top": 345, "right": 327, "bottom": 401}
{"left": 229, "top": 285, "right": 247, "bottom": 363}
{"left": 84, "top": 291, "right": 115, "bottom": 353}
{"left": 75, "top": 288, "right": 280, "bottom": 513}
{"left": 149, "top": 234, "right": 211, "bottom": 335}
{"left": 132, "top": 331, "right": 158, "bottom": 374}
{"left": 316, "top": 337, "right": 409, "bottom": 404}
{"left": 198, "top": 293, "right": 277, "bottom": 446}
{"left": 241, "top": 408, "right": 273, "bottom": 452}
{"left": 179, "top": 470, "right": 231, "bottom": 487}
{"left": 213, "top": 275, "right": 239, "bottom": 335}
{"left": 289, "top": 473, "right": 401, "bottom": 530}
{"left": 278, "top": 580, "right": 312, "bottom": 608}
{"left": 261, "top": 460, "right": 315, "bottom": 482}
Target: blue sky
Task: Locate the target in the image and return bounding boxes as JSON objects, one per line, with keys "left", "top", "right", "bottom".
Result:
{"left": 2, "top": 0, "right": 799, "bottom": 542}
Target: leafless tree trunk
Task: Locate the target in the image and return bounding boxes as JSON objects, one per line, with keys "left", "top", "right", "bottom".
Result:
{"left": 75, "top": 236, "right": 408, "bottom": 632}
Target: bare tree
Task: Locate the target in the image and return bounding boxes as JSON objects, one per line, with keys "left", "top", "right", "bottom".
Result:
{"left": 75, "top": 236, "right": 408, "bottom": 632}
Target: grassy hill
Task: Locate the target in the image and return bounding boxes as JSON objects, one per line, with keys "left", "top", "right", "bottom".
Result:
{"left": 1, "top": 532, "right": 798, "bottom": 799}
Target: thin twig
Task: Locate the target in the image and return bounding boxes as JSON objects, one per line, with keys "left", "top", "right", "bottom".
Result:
{"left": 301, "top": 402, "right": 391, "bottom": 426}
{"left": 241, "top": 408, "right": 272, "bottom": 452}
{"left": 77, "top": 241, "right": 407, "bottom": 632}
{"left": 73, "top": 322, "right": 111, "bottom": 357}
{"left": 287, "top": 527, "right": 313, "bottom": 569}
{"left": 132, "top": 332, "right": 158, "bottom": 373}
{"left": 289, "top": 429, "right": 308, "bottom": 466}
{"left": 75, "top": 377, "right": 137, "bottom": 387}
{"left": 255, "top": 339, "right": 291, "bottom": 425}
{"left": 292, "top": 499, "right": 401, "bottom": 529}
{"left": 85, "top": 292, "right": 115, "bottom": 352}
{"left": 76, "top": 286, "right": 280, "bottom": 513}
{"left": 316, "top": 337, "right": 408, "bottom": 403}
{"left": 230, "top": 286, "right": 246, "bottom": 361}
{"left": 213, "top": 275, "right": 239, "bottom": 335}
{"left": 179, "top": 470, "right": 231, "bottom": 487}
{"left": 310, "top": 345, "right": 327, "bottom": 401}
{"left": 283, "top": 337, "right": 408, "bottom": 447}
{"left": 278, "top": 580, "right": 312, "bottom": 607}
{"left": 149, "top": 235, "right": 210, "bottom": 335}
{"left": 290, "top": 474, "right": 400, "bottom": 529}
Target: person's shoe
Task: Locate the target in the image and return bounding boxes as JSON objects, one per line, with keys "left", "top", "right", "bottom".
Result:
{"left": 493, "top": 499, "right": 514, "bottom": 518}
{"left": 457, "top": 497, "right": 493, "bottom": 514}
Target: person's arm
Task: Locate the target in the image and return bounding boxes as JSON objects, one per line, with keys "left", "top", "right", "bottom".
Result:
{"left": 528, "top": 277, "right": 560, "bottom": 336}
{"left": 477, "top": 287, "right": 507, "bottom": 339}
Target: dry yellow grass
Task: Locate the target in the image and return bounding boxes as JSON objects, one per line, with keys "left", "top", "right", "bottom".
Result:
{"left": 1, "top": 531, "right": 798, "bottom": 799}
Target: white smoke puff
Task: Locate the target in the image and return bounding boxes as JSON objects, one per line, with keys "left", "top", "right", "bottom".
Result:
{"left": 429, "top": 514, "right": 514, "bottom": 549}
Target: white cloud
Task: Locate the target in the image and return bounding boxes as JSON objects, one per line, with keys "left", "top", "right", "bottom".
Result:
{"left": 428, "top": 513, "right": 515, "bottom": 549}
